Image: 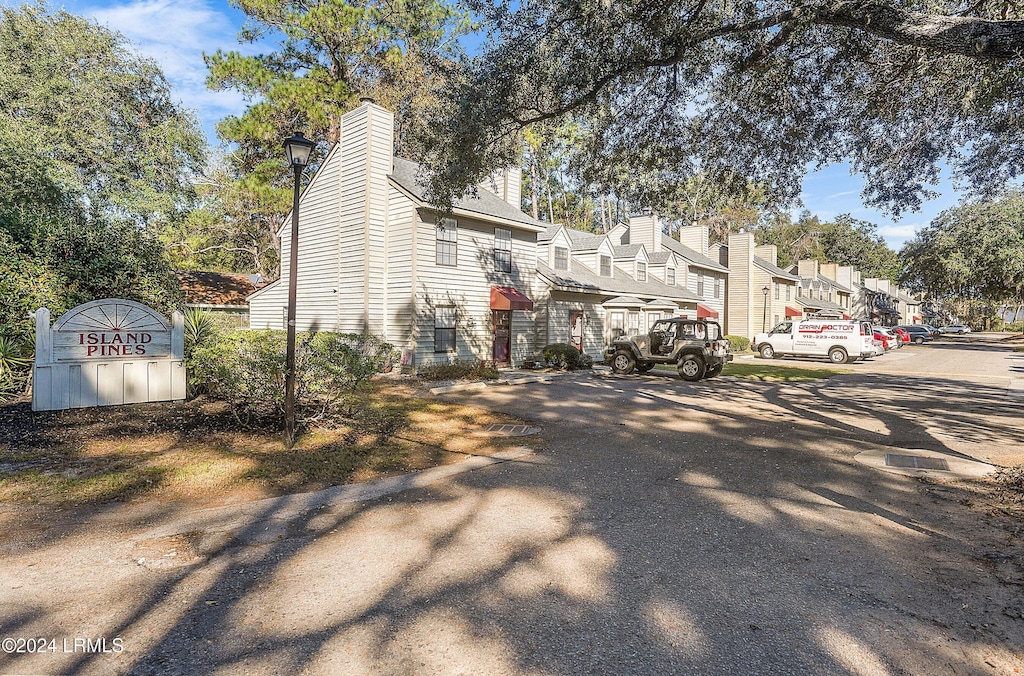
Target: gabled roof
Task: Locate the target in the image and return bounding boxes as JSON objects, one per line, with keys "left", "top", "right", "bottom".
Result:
{"left": 612, "top": 244, "right": 644, "bottom": 259}
{"left": 537, "top": 259, "right": 701, "bottom": 303}
{"left": 389, "top": 158, "right": 547, "bottom": 232}
{"left": 816, "top": 273, "right": 853, "bottom": 294}
{"left": 660, "top": 235, "right": 729, "bottom": 273}
{"left": 753, "top": 257, "right": 800, "bottom": 281}
{"left": 175, "top": 271, "right": 267, "bottom": 307}
{"left": 897, "top": 291, "right": 917, "bottom": 304}
{"left": 648, "top": 251, "right": 674, "bottom": 265}
{"left": 796, "top": 295, "right": 846, "bottom": 312}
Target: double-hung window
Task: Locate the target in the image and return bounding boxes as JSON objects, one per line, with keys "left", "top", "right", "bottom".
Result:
{"left": 599, "top": 255, "right": 612, "bottom": 277}
{"left": 434, "top": 306, "right": 456, "bottom": 352}
{"left": 666, "top": 267, "right": 675, "bottom": 286}
{"left": 636, "top": 262, "right": 647, "bottom": 282}
{"left": 696, "top": 272, "right": 704, "bottom": 296}
{"left": 714, "top": 277, "right": 721, "bottom": 299}
{"left": 494, "top": 228, "right": 512, "bottom": 273}
{"left": 436, "top": 218, "right": 457, "bottom": 267}
{"left": 554, "top": 246, "right": 569, "bottom": 271}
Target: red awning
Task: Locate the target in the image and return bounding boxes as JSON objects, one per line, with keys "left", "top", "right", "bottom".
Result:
{"left": 490, "top": 286, "right": 534, "bottom": 311}
{"left": 696, "top": 303, "right": 719, "bottom": 319}
{"left": 785, "top": 306, "right": 802, "bottom": 318}
{"left": 842, "top": 313, "right": 851, "bottom": 320}
{"left": 913, "top": 315, "right": 920, "bottom": 321}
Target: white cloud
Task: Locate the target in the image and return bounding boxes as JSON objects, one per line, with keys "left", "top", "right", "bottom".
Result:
{"left": 77, "top": 0, "right": 254, "bottom": 138}
{"left": 824, "top": 190, "right": 858, "bottom": 200}
{"left": 876, "top": 223, "right": 922, "bottom": 239}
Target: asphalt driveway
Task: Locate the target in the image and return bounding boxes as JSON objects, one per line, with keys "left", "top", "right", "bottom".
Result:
{"left": 1, "top": 340, "right": 1022, "bottom": 675}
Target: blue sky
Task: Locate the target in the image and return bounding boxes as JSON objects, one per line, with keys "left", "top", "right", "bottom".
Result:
{"left": 45, "top": 0, "right": 962, "bottom": 249}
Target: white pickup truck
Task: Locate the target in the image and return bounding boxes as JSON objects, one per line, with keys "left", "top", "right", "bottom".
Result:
{"left": 753, "top": 319, "right": 878, "bottom": 364}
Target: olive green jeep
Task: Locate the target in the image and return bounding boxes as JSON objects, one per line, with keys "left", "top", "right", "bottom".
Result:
{"left": 603, "top": 318, "right": 732, "bottom": 381}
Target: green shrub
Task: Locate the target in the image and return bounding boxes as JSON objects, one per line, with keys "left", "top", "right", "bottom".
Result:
{"left": 0, "top": 330, "right": 32, "bottom": 399}
{"left": 188, "top": 330, "right": 397, "bottom": 423}
{"left": 183, "top": 307, "right": 218, "bottom": 358}
{"left": 726, "top": 335, "right": 751, "bottom": 352}
{"left": 417, "top": 359, "right": 499, "bottom": 381}
{"left": 577, "top": 353, "right": 594, "bottom": 369}
{"left": 299, "top": 332, "right": 398, "bottom": 416}
{"left": 541, "top": 343, "right": 581, "bottom": 369}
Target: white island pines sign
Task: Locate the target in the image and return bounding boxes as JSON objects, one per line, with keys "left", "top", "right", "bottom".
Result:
{"left": 33, "top": 299, "right": 185, "bottom": 411}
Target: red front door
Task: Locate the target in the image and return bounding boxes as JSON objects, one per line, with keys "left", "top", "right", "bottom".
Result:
{"left": 569, "top": 311, "right": 584, "bottom": 351}
{"left": 492, "top": 310, "right": 511, "bottom": 365}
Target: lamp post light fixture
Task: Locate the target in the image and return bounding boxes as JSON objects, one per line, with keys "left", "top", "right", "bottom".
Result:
{"left": 762, "top": 285, "right": 770, "bottom": 333}
{"left": 282, "top": 131, "right": 315, "bottom": 449}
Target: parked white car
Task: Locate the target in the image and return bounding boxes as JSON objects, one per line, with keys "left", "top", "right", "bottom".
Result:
{"left": 943, "top": 324, "right": 972, "bottom": 334}
{"left": 753, "top": 320, "right": 878, "bottom": 364}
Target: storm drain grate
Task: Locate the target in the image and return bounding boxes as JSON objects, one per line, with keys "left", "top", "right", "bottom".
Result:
{"left": 472, "top": 424, "right": 541, "bottom": 437}
{"left": 884, "top": 454, "right": 950, "bottom": 471}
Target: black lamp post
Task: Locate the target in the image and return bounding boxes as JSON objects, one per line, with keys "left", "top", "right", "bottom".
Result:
{"left": 282, "top": 131, "right": 315, "bottom": 449}
{"left": 762, "top": 285, "right": 770, "bottom": 333}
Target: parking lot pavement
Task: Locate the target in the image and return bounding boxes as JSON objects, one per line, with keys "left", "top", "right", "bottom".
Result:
{"left": 2, "top": 342, "right": 1022, "bottom": 675}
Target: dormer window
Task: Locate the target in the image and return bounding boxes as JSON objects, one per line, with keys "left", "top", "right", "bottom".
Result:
{"left": 666, "top": 267, "right": 675, "bottom": 286}
{"left": 599, "top": 255, "right": 611, "bottom": 277}
{"left": 636, "top": 261, "right": 647, "bottom": 282}
{"left": 554, "top": 246, "right": 569, "bottom": 271}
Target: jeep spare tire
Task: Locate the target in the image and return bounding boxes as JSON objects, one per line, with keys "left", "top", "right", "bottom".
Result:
{"left": 705, "top": 363, "right": 723, "bottom": 378}
{"left": 677, "top": 354, "right": 706, "bottom": 381}
{"left": 611, "top": 350, "right": 636, "bottom": 374}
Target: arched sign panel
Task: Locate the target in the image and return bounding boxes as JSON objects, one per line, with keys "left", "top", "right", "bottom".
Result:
{"left": 33, "top": 299, "right": 185, "bottom": 412}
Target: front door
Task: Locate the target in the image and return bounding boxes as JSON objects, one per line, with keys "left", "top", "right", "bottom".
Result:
{"left": 492, "top": 310, "right": 511, "bottom": 365}
{"left": 569, "top": 311, "right": 584, "bottom": 351}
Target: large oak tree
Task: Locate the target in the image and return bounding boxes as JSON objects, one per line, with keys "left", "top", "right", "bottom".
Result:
{"left": 421, "top": 0, "right": 1023, "bottom": 214}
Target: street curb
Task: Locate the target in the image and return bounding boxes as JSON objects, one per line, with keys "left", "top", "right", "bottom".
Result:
{"left": 429, "top": 381, "right": 489, "bottom": 395}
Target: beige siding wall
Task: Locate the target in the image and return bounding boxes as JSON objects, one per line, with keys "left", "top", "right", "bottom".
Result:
{"left": 248, "top": 281, "right": 288, "bottom": 329}
{"left": 686, "top": 267, "right": 727, "bottom": 322}
{"left": 386, "top": 184, "right": 417, "bottom": 347}
{"left": 544, "top": 292, "right": 607, "bottom": 357}
{"left": 249, "top": 141, "right": 344, "bottom": 332}
{"left": 727, "top": 232, "right": 754, "bottom": 339}
{"left": 412, "top": 214, "right": 538, "bottom": 368}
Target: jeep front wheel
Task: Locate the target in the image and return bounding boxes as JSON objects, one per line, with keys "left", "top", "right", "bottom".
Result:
{"left": 677, "top": 354, "right": 706, "bottom": 381}
{"left": 611, "top": 350, "right": 636, "bottom": 374}
{"left": 759, "top": 344, "right": 776, "bottom": 359}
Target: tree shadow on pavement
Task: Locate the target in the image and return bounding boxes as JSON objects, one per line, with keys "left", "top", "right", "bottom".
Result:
{"left": 1, "top": 372, "right": 1022, "bottom": 675}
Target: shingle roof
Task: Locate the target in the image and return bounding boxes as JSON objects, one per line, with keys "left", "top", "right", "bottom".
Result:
{"left": 897, "top": 292, "right": 917, "bottom": 303}
{"left": 564, "top": 228, "right": 606, "bottom": 251}
{"left": 753, "top": 257, "right": 800, "bottom": 281}
{"left": 175, "top": 271, "right": 266, "bottom": 306}
{"left": 648, "top": 251, "right": 673, "bottom": 265}
{"left": 389, "top": 158, "right": 547, "bottom": 230}
{"left": 796, "top": 295, "right": 847, "bottom": 312}
{"left": 817, "top": 273, "right": 853, "bottom": 294}
{"left": 661, "top": 235, "right": 729, "bottom": 273}
{"left": 612, "top": 244, "right": 644, "bottom": 259}
{"left": 537, "top": 259, "right": 702, "bottom": 303}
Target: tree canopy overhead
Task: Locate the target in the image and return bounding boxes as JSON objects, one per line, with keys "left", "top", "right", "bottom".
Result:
{"left": 900, "top": 191, "right": 1024, "bottom": 303}
{"left": 421, "top": 0, "right": 1023, "bottom": 215}
{"left": 0, "top": 3, "right": 206, "bottom": 226}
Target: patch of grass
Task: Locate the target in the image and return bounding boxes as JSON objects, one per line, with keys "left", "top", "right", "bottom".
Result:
{"left": 0, "top": 384, "right": 537, "bottom": 507}
{"left": 722, "top": 362, "right": 848, "bottom": 382}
